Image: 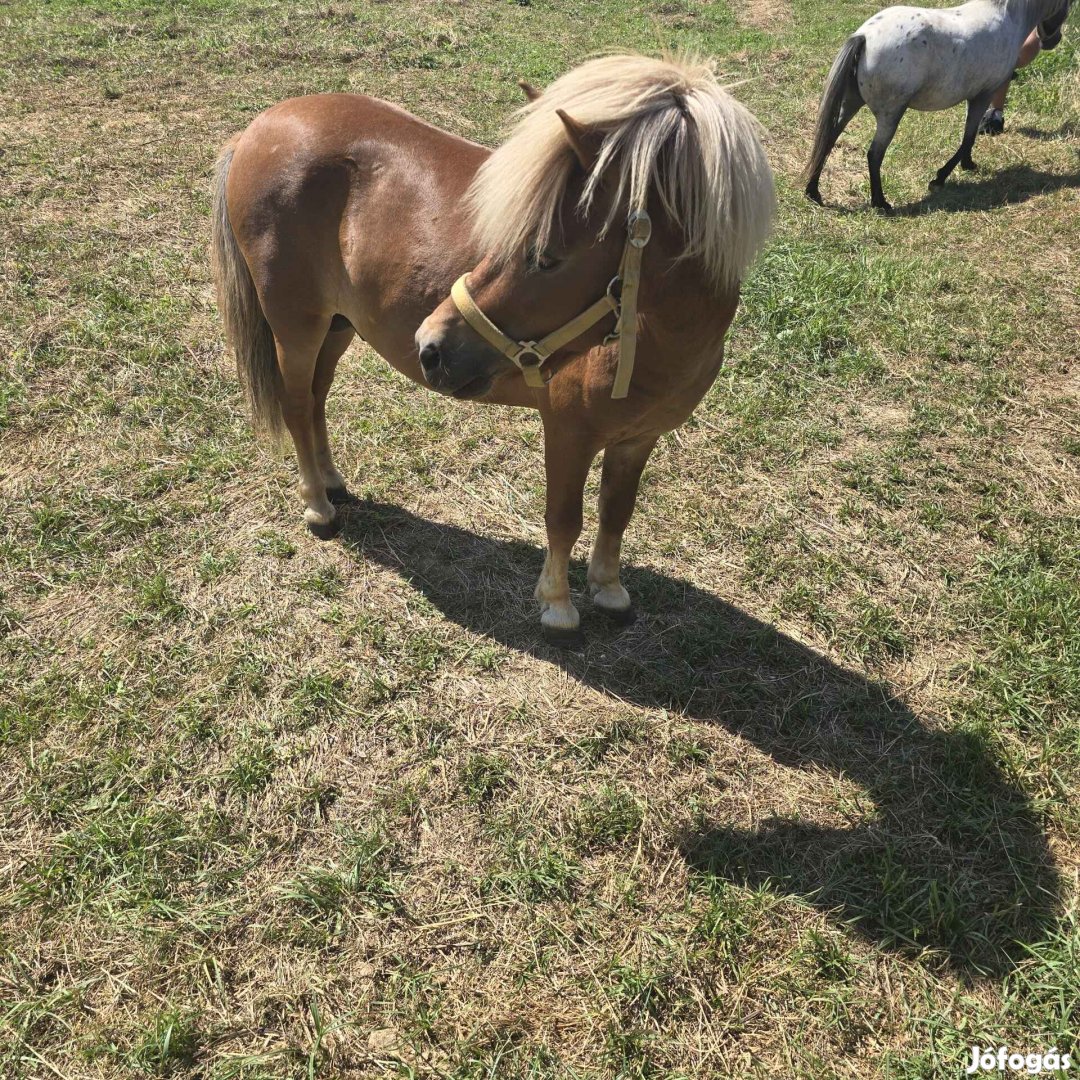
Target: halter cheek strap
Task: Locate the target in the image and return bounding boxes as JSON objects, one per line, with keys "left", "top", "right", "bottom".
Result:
{"left": 610, "top": 209, "right": 651, "bottom": 399}
{"left": 449, "top": 209, "right": 653, "bottom": 399}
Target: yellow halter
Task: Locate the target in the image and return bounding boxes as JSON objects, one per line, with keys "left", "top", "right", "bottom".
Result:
{"left": 449, "top": 210, "right": 653, "bottom": 400}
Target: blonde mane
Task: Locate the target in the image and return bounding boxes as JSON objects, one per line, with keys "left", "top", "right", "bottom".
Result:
{"left": 466, "top": 53, "right": 775, "bottom": 292}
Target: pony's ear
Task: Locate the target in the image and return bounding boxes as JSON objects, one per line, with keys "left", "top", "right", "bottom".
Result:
{"left": 517, "top": 79, "right": 541, "bottom": 103}
{"left": 556, "top": 109, "right": 601, "bottom": 172}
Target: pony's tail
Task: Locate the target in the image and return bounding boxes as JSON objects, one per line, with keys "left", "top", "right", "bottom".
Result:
{"left": 803, "top": 34, "right": 864, "bottom": 189}
{"left": 211, "top": 141, "right": 284, "bottom": 438}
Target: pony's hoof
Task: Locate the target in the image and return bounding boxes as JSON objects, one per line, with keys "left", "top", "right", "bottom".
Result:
{"left": 872, "top": 200, "right": 894, "bottom": 215}
{"left": 961, "top": 159, "right": 977, "bottom": 172}
{"left": 598, "top": 604, "right": 637, "bottom": 627}
{"left": 928, "top": 176, "right": 945, "bottom": 190}
{"left": 327, "top": 485, "right": 352, "bottom": 506}
{"left": 542, "top": 625, "right": 585, "bottom": 650}
{"left": 805, "top": 183, "right": 823, "bottom": 206}
{"left": 306, "top": 517, "right": 340, "bottom": 541}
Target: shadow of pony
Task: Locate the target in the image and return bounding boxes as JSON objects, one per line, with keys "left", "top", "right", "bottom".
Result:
{"left": 335, "top": 498, "right": 1061, "bottom": 976}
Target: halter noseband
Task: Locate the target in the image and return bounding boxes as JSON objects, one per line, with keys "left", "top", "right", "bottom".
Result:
{"left": 449, "top": 210, "right": 653, "bottom": 400}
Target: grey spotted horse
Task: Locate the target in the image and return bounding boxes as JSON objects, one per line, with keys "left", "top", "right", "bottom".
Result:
{"left": 804, "top": 0, "right": 1072, "bottom": 211}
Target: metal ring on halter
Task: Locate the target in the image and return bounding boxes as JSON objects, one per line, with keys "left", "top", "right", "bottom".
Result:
{"left": 512, "top": 343, "right": 545, "bottom": 368}
{"left": 602, "top": 277, "right": 623, "bottom": 346}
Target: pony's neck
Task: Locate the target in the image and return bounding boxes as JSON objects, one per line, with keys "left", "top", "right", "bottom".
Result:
{"left": 643, "top": 235, "right": 741, "bottom": 363}
{"left": 1006, "top": 0, "right": 1061, "bottom": 28}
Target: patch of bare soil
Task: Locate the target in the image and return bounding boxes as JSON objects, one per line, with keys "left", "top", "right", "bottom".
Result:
{"left": 732, "top": 0, "right": 793, "bottom": 31}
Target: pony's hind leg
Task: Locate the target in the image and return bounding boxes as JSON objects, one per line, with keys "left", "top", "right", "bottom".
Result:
{"left": 312, "top": 325, "right": 354, "bottom": 503}
{"left": 535, "top": 425, "right": 597, "bottom": 647}
{"left": 867, "top": 106, "right": 906, "bottom": 212}
{"left": 587, "top": 435, "right": 659, "bottom": 624}
{"left": 273, "top": 316, "right": 339, "bottom": 539}
{"left": 930, "top": 93, "right": 993, "bottom": 189}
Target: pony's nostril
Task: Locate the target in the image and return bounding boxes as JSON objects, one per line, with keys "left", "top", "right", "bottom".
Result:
{"left": 419, "top": 343, "right": 441, "bottom": 374}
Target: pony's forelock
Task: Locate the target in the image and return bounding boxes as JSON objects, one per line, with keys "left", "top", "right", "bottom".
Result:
{"left": 465, "top": 53, "right": 775, "bottom": 291}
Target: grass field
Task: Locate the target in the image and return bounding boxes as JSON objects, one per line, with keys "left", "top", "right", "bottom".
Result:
{"left": 2, "top": 0, "right": 1079, "bottom": 1076}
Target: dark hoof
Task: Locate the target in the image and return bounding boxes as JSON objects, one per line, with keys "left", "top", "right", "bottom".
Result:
{"left": 872, "top": 201, "right": 894, "bottom": 215}
{"left": 327, "top": 486, "right": 352, "bottom": 506}
{"left": 928, "top": 176, "right": 946, "bottom": 190}
{"left": 805, "top": 183, "right": 823, "bottom": 206}
{"left": 542, "top": 625, "right": 585, "bottom": 651}
{"left": 961, "top": 159, "right": 977, "bottom": 172}
{"left": 306, "top": 517, "right": 340, "bottom": 541}
{"left": 597, "top": 604, "right": 637, "bottom": 627}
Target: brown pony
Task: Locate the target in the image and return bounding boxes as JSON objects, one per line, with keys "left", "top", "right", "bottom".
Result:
{"left": 212, "top": 54, "right": 774, "bottom": 645}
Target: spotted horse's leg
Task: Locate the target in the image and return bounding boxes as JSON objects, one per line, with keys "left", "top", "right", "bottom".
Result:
{"left": 931, "top": 91, "right": 994, "bottom": 189}
{"left": 867, "top": 104, "right": 907, "bottom": 212}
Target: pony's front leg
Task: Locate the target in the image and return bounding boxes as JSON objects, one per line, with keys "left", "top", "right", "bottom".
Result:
{"left": 535, "top": 430, "right": 595, "bottom": 647}
{"left": 931, "top": 93, "right": 993, "bottom": 188}
{"left": 588, "top": 435, "right": 658, "bottom": 625}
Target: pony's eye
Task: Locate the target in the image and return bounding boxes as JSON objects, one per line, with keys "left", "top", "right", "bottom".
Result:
{"left": 526, "top": 246, "right": 561, "bottom": 273}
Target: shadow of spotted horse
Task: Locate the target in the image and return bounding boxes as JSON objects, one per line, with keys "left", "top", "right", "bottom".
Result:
{"left": 336, "top": 498, "right": 1060, "bottom": 976}
{"left": 898, "top": 163, "right": 1080, "bottom": 214}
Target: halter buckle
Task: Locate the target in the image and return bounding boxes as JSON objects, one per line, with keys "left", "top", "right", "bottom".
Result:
{"left": 627, "top": 209, "right": 652, "bottom": 249}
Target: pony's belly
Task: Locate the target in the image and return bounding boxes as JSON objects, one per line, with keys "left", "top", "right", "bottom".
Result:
{"left": 907, "top": 84, "right": 969, "bottom": 110}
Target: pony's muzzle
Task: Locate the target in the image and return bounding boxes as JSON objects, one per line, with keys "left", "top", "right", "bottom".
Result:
{"left": 414, "top": 319, "right": 497, "bottom": 398}
{"left": 414, "top": 318, "right": 450, "bottom": 388}
{"left": 418, "top": 342, "right": 442, "bottom": 379}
